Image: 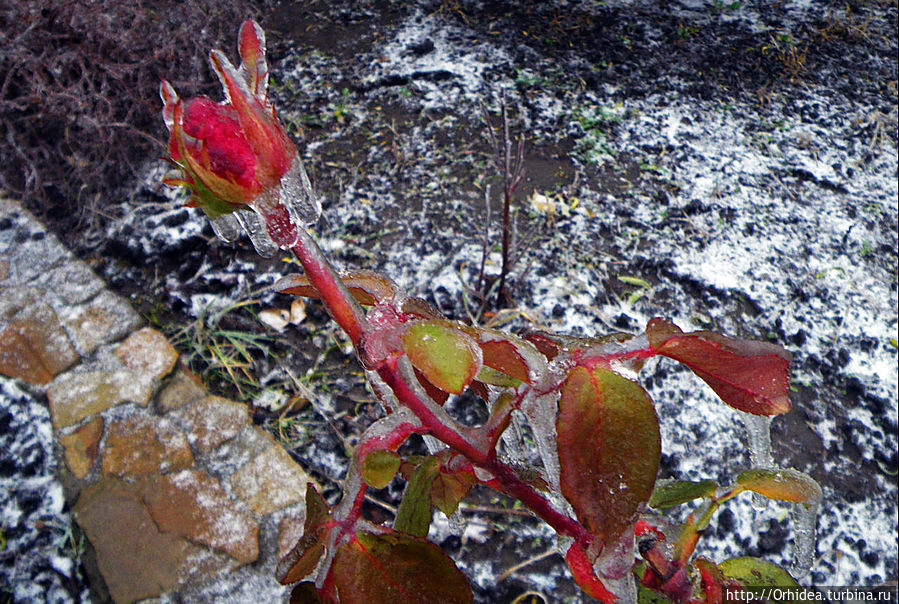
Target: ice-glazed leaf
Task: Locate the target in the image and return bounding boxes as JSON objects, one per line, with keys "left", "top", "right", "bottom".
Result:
{"left": 694, "top": 557, "right": 726, "bottom": 604}
{"left": 331, "top": 531, "right": 473, "bottom": 604}
{"left": 274, "top": 270, "right": 398, "bottom": 306}
{"left": 431, "top": 469, "right": 476, "bottom": 517}
{"left": 735, "top": 469, "right": 822, "bottom": 504}
{"left": 278, "top": 484, "right": 332, "bottom": 585}
{"left": 557, "top": 366, "right": 661, "bottom": 543}
{"left": 413, "top": 366, "right": 450, "bottom": 406}
{"left": 361, "top": 450, "right": 401, "bottom": 490}
{"left": 565, "top": 542, "right": 615, "bottom": 603}
{"left": 646, "top": 318, "right": 792, "bottom": 416}
{"left": 649, "top": 479, "right": 719, "bottom": 509}
{"left": 402, "top": 321, "right": 482, "bottom": 395}
{"left": 637, "top": 585, "right": 676, "bottom": 604}
{"left": 401, "top": 296, "right": 443, "bottom": 320}
{"left": 394, "top": 456, "right": 440, "bottom": 537}
{"left": 718, "top": 558, "right": 800, "bottom": 598}
{"left": 523, "top": 331, "right": 562, "bottom": 361}
{"left": 475, "top": 365, "right": 521, "bottom": 388}
{"left": 474, "top": 330, "right": 542, "bottom": 384}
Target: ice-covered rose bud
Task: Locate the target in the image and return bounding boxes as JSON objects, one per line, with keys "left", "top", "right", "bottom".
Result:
{"left": 160, "top": 19, "right": 294, "bottom": 218}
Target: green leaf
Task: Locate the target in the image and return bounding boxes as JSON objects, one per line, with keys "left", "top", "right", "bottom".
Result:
{"left": 394, "top": 456, "right": 440, "bottom": 537}
{"left": 735, "top": 469, "right": 822, "bottom": 504}
{"left": 618, "top": 275, "right": 651, "bottom": 288}
{"left": 361, "top": 450, "right": 401, "bottom": 490}
{"left": 402, "top": 321, "right": 482, "bottom": 394}
{"left": 556, "top": 366, "right": 661, "bottom": 543}
{"left": 277, "top": 484, "right": 332, "bottom": 585}
{"left": 649, "top": 479, "right": 719, "bottom": 508}
{"left": 646, "top": 318, "right": 792, "bottom": 416}
{"left": 331, "top": 531, "right": 473, "bottom": 604}
{"left": 719, "top": 557, "right": 800, "bottom": 599}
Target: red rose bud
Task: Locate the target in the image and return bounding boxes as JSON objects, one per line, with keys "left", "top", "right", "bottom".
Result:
{"left": 160, "top": 20, "right": 295, "bottom": 218}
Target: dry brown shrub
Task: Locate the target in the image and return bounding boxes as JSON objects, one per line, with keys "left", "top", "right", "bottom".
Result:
{"left": 0, "top": 0, "right": 267, "bottom": 239}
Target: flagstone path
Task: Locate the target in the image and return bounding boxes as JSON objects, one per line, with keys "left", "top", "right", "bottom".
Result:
{"left": 0, "top": 198, "right": 305, "bottom": 603}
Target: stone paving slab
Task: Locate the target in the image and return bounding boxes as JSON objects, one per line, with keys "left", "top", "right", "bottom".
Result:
{"left": 0, "top": 199, "right": 307, "bottom": 603}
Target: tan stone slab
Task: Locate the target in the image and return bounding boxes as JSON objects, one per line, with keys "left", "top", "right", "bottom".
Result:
{"left": 140, "top": 469, "right": 259, "bottom": 564}
{"left": 180, "top": 395, "right": 251, "bottom": 453}
{"left": 60, "top": 290, "right": 142, "bottom": 356}
{"left": 157, "top": 367, "right": 207, "bottom": 413}
{"left": 102, "top": 415, "right": 193, "bottom": 477}
{"left": 230, "top": 442, "right": 308, "bottom": 516}
{"left": 0, "top": 302, "right": 80, "bottom": 386}
{"left": 47, "top": 369, "right": 154, "bottom": 431}
{"left": 74, "top": 477, "right": 196, "bottom": 604}
{"left": 59, "top": 416, "right": 104, "bottom": 479}
{"left": 114, "top": 327, "right": 178, "bottom": 382}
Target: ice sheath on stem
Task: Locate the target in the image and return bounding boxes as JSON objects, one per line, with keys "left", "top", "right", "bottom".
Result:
{"left": 743, "top": 414, "right": 774, "bottom": 510}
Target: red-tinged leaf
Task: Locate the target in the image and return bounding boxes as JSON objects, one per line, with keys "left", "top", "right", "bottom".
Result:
{"left": 361, "top": 450, "right": 401, "bottom": 490}
{"left": 274, "top": 270, "right": 399, "bottom": 306}
{"left": 431, "top": 469, "right": 476, "bottom": 517}
{"left": 402, "top": 321, "right": 482, "bottom": 395}
{"left": 413, "top": 366, "right": 450, "bottom": 406}
{"left": 565, "top": 542, "right": 615, "bottom": 603}
{"left": 557, "top": 366, "right": 661, "bottom": 543}
{"left": 394, "top": 456, "right": 440, "bottom": 537}
{"left": 525, "top": 330, "right": 568, "bottom": 360}
{"left": 695, "top": 558, "right": 725, "bottom": 604}
{"left": 477, "top": 335, "right": 536, "bottom": 384}
{"left": 646, "top": 318, "right": 792, "bottom": 416}
{"left": 735, "top": 469, "right": 822, "bottom": 504}
{"left": 331, "top": 531, "right": 473, "bottom": 604}
{"left": 278, "top": 484, "right": 333, "bottom": 584}
{"left": 401, "top": 296, "right": 443, "bottom": 320}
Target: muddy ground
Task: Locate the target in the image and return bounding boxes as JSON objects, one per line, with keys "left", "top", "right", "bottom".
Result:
{"left": 39, "top": 0, "right": 899, "bottom": 601}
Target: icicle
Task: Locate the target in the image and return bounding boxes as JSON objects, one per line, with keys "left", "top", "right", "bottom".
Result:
{"left": 208, "top": 213, "right": 241, "bottom": 243}
{"left": 279, "top": 155, "right": 321, "bottom": 227}
{"left": 423, "top": 435, "right": 445, "bottom": 455}
{"left": 742, "top": 414, "right": 774, "bottom": 510}
{"left": 499, "top": 412, "right": 529, "bottom": 466}
{"left": 790, "top": 498, "right": 820, "bottom": 581}
{"left": 235, "top": 209, "right": 278, "bottom": 257}
{"left": 521, "top": 391, "right": 562, "bottom": 493}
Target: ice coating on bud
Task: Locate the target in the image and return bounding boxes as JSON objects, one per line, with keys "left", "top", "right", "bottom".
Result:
{"left": 234, "top": 209, "right": 277, "bottom": 257}
{"left": 743, "top": 414, "right": 774, "bottom": 510}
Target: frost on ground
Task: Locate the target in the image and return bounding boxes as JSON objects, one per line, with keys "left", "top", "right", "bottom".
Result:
{"left": 0, "top": 378, "right": 88, "bottom": 603}
{"left": 96, "top": 0, "right": 896, "bottom": 598}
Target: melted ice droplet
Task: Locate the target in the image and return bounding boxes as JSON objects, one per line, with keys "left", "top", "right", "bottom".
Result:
{"left": 235, "top": 209, "right": 277, "bottom": 257}
{"left": 279, "top": 155, "right": 321, "bottom": 227}
{"left": 208, "top": 213, "right": 241, "bottom": 243}
{"left": 742, "top": 414, "right": 774, "bottom": 510}
{"left": 790, "top": 499, "right": 820, "bottom": 581}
